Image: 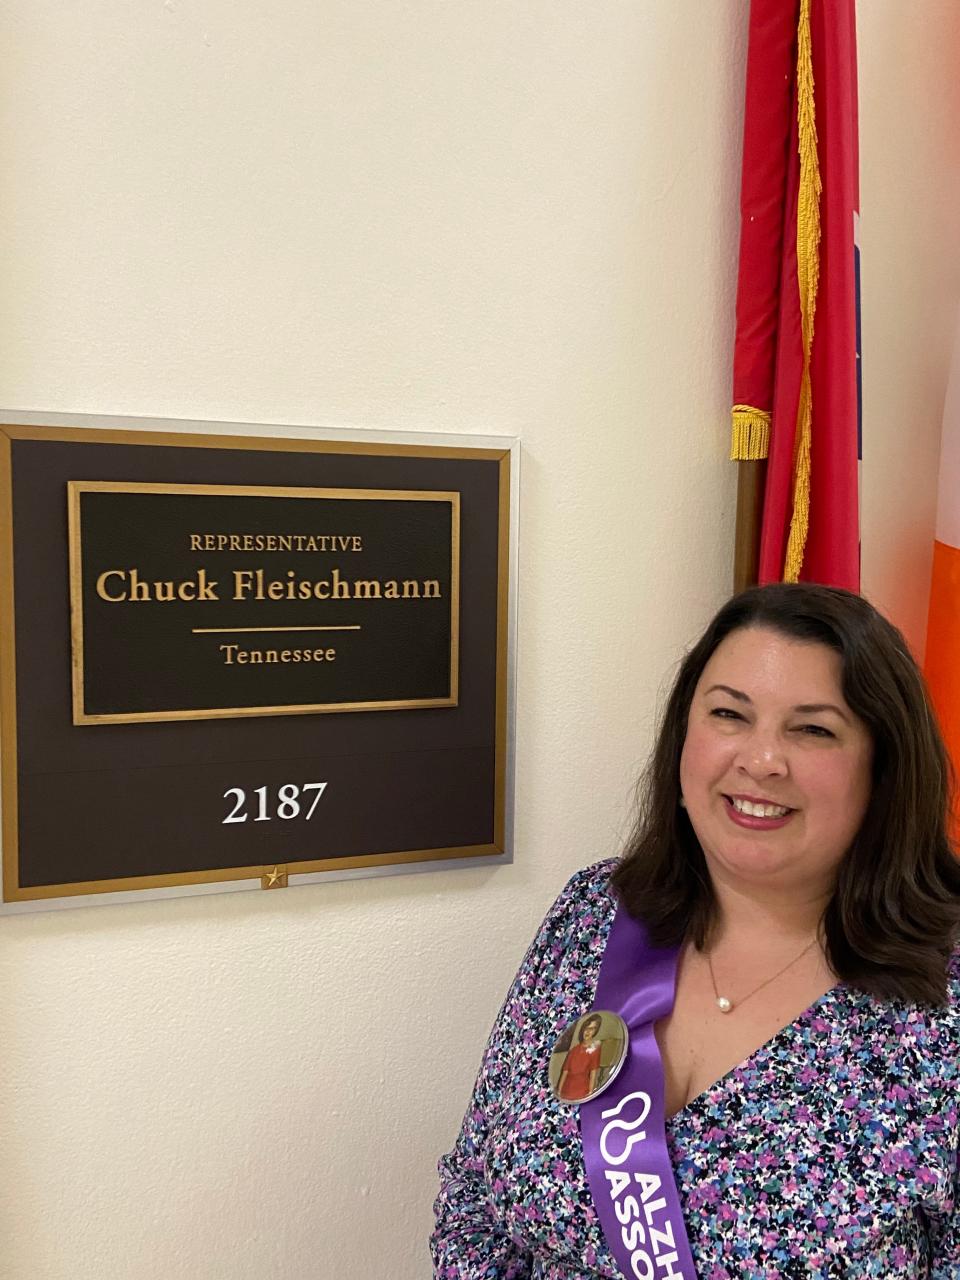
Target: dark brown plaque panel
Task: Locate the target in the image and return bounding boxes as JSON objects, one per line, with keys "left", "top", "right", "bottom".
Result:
{"left": 0, "top": 425, "right": 511, "bottom": 902}
{"left": 68, "top": 482, "right": 460, "bottom": 722}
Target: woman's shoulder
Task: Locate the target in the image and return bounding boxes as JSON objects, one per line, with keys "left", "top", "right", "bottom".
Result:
{"left": 522, "top": 859, "right": 620, "bottom": 959}
{"left": 945, "top": 944, "right": 960, "bottom": 1014}
{"left": 559, "top": 856, "right": 619, "bottom": 896}
{"left": 547, "top": 858, "right": 620, "bottom": 921}
{"left": 839, "top": 951, "right": 960, "bottom": 1094}
{"left": 886, "top": 946, "right": 960, "bottom": 1019}
{"left": 887, "top": 945, "right": 960, "bottom": 1054}
{"left": 913, "top": 948, "right": 960, "bottom": 1075}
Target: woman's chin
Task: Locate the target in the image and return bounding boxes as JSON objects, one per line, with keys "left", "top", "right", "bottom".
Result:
{"left": 704, "top": 841, "right": 798, "bottom": 886}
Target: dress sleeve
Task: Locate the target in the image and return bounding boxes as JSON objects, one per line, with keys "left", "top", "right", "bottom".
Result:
{"left": 430, "top": 869, "right": 603, "bottom": 1279}
{"left": 927, "top": 1144, "right": 960, "bottom": 1276}
{"left": 927, "top": 956, "right": 960, "bottom": 1278}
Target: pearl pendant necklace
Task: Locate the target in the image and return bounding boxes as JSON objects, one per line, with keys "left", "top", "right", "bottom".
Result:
{"left": 706, "top": 938, "right": 818, "bottom": 1014}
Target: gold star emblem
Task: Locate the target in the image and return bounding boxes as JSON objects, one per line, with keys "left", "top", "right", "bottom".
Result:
{"left": 261, "top": 865, "right": 288, "bottom": 889}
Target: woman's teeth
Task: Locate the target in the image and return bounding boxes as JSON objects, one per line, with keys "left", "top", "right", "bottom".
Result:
{"left": 730, "top": 797, "right": 791, "bottom": 818}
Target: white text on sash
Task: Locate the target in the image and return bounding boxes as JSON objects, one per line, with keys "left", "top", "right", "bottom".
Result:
{"left": 599, "top": 1091, "right": 686, "bottom": 1280}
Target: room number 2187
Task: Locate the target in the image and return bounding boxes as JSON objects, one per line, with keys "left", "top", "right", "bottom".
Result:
{"left": 222, "top": 782, "right": 328, "bottom": 824}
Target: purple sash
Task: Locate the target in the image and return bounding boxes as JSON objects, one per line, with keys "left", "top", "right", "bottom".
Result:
{"left": 579, "top": 907, "right": 698, "bottom": 1280}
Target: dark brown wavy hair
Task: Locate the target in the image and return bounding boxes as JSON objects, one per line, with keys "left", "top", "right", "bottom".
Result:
{"left": 611, "top": 583, "right": 960, "bottom": 1005}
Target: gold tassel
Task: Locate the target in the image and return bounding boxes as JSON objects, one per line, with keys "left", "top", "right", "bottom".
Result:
{"left": 783, "top": 0, "right": 821, "bottom": 583}
{"left": 730, "top": 405, "right": 772, "bottom": 460}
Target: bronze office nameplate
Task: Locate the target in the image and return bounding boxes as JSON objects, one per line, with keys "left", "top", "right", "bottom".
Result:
{"left": 0, "top": 424, "right": 512, "bottom": 906}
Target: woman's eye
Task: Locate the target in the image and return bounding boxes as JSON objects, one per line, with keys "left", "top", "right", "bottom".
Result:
{"left": 797, "top": 723, "right": 834, "bottom": 738}
{"left": 709, "top": 707, "right": 743, "bottom": 721}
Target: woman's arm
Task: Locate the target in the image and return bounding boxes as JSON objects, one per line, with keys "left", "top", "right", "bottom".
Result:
{"left": 927, "top": 1100, "right": 960, "bottom": 1279}
{"left": 430, "top": 978, "right": 537, "bottom": 1277}
{"left": 430, "top": 867, "right": 608, "bottom": 1278}
{"left": 432, "top": 1122, "right": 533, "bottom": 1279}
{"left": 927, "top": 1154, "right": 960, "bottom": 1278}
{"left": 926, "top": 957, "right": 960, "bottom": 1279}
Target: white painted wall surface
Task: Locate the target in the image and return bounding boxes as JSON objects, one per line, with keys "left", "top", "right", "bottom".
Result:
{"left": 0, "top": 3, "right": 956, "bottom": 1278}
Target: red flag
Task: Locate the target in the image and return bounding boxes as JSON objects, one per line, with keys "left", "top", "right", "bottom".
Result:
{"left": 731, "top": 0, "right": 860, "bottom": 590}
{"left": 730, "top": 1, "right": 797, "bottom": 464}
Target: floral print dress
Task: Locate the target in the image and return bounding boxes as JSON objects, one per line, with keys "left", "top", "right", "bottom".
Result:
{"left": 431, "top": 862, "right": 960, "bottom": 1278}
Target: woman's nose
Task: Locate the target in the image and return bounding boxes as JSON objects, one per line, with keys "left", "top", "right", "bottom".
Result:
{"left": 736, "top": 730, "right": 788, "bottom": 777}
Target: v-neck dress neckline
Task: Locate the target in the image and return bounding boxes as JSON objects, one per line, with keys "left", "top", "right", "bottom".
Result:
{"left": 665, "top": 981, "right": 846, "bottom": 1125}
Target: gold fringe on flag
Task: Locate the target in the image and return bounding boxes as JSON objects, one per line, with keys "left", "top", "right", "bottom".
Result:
{"left": 730, "top": 405, "right": 772, "bottom": 460}
{"left": 783, "top": 0, "right": 822, "bottom": 583}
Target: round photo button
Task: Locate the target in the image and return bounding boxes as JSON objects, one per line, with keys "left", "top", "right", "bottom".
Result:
{"left": 548, "top": 1009, "right": 629, "bottom": 1104}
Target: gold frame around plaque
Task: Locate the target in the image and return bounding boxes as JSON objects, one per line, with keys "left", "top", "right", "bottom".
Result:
{"left": 67, "top": 480, "right": 461, "bottom": 725}
{"left": 0, "top": 424, "right": 512, "bottom": 903}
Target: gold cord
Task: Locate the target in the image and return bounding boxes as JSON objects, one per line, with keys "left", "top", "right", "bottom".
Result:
{"left": 783, "top": 0, "right": 822, "bottom": 582}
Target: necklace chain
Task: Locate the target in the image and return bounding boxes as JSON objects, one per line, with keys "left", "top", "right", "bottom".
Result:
{"left": 706, "top": 937, "right": 819, "bottom": 1014}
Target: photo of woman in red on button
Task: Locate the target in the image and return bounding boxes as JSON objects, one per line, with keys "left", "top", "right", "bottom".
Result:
{"left": 554, "top": 1013, "right": 602, "bottom": 1102}
{"left": 550, "top": 1012, "right": 627, "bottom": 1104}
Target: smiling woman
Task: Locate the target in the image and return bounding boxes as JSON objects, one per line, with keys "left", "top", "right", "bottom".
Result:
{"left": 615, "top": 584, "right": 958, "bottom": 1006}
{"left": 432, "top": 584, "right": 960, "bottom": 1280}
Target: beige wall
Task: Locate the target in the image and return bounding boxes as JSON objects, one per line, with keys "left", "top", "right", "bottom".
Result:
{"left": 0, "top": 3, "right": 957, "bottom": 1277}
{"left": 858, "top": 2, "right": 960, "bottom": 649}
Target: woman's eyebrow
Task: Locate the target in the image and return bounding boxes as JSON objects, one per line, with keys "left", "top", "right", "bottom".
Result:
{"left": 704, "top": 684, "right": 750, "bottom": 702}
{"left": 794, "top": 702, "right": 851, "bottom": 723}
{"left": 705, "top": 685, "right": 851, "bottom": 724}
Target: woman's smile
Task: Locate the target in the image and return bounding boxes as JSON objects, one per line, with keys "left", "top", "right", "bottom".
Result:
{"left": 722, "top": 793, "right": 795, "bottom": 829}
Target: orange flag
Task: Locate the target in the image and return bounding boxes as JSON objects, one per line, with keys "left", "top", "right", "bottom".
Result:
{"left": 926, "top": 315, "right": 960, "bottom": 796}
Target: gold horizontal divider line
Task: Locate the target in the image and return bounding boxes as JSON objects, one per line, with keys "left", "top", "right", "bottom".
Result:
{"left": 192, "top": 625, "right": 362, "bottom": 634}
